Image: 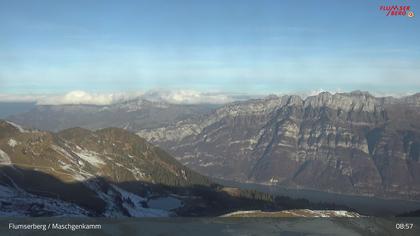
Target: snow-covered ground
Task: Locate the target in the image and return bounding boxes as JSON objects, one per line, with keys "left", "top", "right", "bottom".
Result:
{"left": 0, "top": 184, "right": 89, "bottom": 217}
{"left": 0, "top": 148, "right": 11, "bottom": 165}
{"left": 5, "top": 121, "right": 29, "bottom": 133}
{"left": 73, "top": 149, "right": 105, "bottom": 167}
{"left": 7, "top": 139, "right": 18, "bottom": 147}
{"left": 112, "top": 185, "right": 169, "bottom": 217}
{"left": 222, "top": 209, "right": 362, "bottom": 218}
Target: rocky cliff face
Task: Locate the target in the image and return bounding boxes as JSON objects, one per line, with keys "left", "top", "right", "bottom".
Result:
{"left": 138, "top": 92, "right": 420, "bottom": 200}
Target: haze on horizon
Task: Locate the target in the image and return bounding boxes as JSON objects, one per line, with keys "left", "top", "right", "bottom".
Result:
{"left": 1, "top": 0, "right": 419, "bottom": 103}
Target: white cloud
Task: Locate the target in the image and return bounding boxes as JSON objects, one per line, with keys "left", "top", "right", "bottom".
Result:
{"left": 143, "top": 90, "right": 235, "bottom": 104}
{"left": 299, "top": 88, "right": 344, "bottom": 98}
{"left": 0, "top": 90, "right": 242, "bottom": 105}
{"left": 0, "top": 91, "right": 143, "bottom": 105}
{"left": 36, "top": 90, "right": 129, "bottom": 105}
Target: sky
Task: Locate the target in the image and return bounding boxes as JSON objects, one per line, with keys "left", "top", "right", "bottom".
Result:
{"left": 0, "top": 0, "right": 419, "bottom": 104}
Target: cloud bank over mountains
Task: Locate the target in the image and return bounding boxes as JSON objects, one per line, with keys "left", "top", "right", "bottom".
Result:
{"left": 0, "top": 89, "right": 416, "bottom": 106}
{"left": 143, "top": 90, "right": 237, "bottom": 105}
{"left": 0, "top": 90, "right": 241, "bottom": 105}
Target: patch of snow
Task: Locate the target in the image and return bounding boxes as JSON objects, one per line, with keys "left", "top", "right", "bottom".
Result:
{"left": 302, "top": 209, "right": 329, "bottom": 217}
{"left": 222, "top": 209, "right": 362, "bottom": 218}
{"left": 74, "top": 149, "right": 105, "bottom": 167}
{"left": 277, "top": 142, "right": 295, "bottom": 148}
{"left": 112, "top": 185, "right": 169, "bottom": 217}
{"left": 7, "top": 139, "right": 18, "bottom": 147}
{"left": 51, "top": 144, "right": 85, "bottom": 169}
{"left": 51, "top": 145, "right": 75, "bottom": 161}
{"left": 5, "top": 121, "right": 28, "bottom": 133}
{"left": 0, "top": 148, "right": 12, "bottom": 165}
{"left": 199, "top": 162, "right": 215, "bottom": 167}
{"left": 82, "top": 180, "right": 120, "bottom": 217}
{"left": 57, "top": 160, "right": 69, "bottom": 168}
{"left": 177, "top": 154, "right": 195, "bottom": 160}
{"left": 269, "top": 177, "right": 279, "bottom": 183}
{"left": 0, "top": 184, "right": 89, "bottom": 217}
{"left": 298, "top": 209, "right": 362, "bottom": 218}
{"left": 130, "top": 167, "right": 146, "bottom": 179}
{"left": 51, "top": 145, "right": 100, "bottom": 181}
{"left": 327, "top": 210, "right": 361, "bottom": 217}
{"left": 222, "top": 210, "right": 262, "bottom": 217}
{"left": 228, "top": 140, "right": 244, "bottom": 146}
{"left": 181, "top": 169, "right": 187, "bottom": 180}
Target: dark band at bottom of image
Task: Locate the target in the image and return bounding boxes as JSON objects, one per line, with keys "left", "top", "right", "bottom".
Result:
{"left": 1, "top": 217, "right": 419, "bottom": 235}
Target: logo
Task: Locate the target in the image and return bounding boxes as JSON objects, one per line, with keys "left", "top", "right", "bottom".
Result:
{"left": 407, "top": 11, "right": 415, "bottom": 17}
{"left": 379, "top": 5, "right": 414, "bottom": 17}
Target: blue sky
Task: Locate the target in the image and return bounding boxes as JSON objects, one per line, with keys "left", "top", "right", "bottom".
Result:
{"left": 0, "top": 0, "right": 419, "bottom": 98}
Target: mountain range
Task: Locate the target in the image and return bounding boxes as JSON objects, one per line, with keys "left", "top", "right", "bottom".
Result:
{"left": 7, "top": 91, "right": 420, "bottom": 201}
{"left": 139, "top": 91, "right": 420, "bottom": 200}
{"left": 8, "top": 99, "right": 217, "bottom": 132}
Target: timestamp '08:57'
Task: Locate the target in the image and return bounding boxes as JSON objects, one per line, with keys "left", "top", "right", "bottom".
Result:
{"left": 395, "top": 223, "right": 414, "bottom": 230}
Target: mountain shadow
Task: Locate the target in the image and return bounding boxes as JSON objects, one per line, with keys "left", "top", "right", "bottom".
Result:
{"left": 0, "top": 165, "right": 355, "bottom": 217}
